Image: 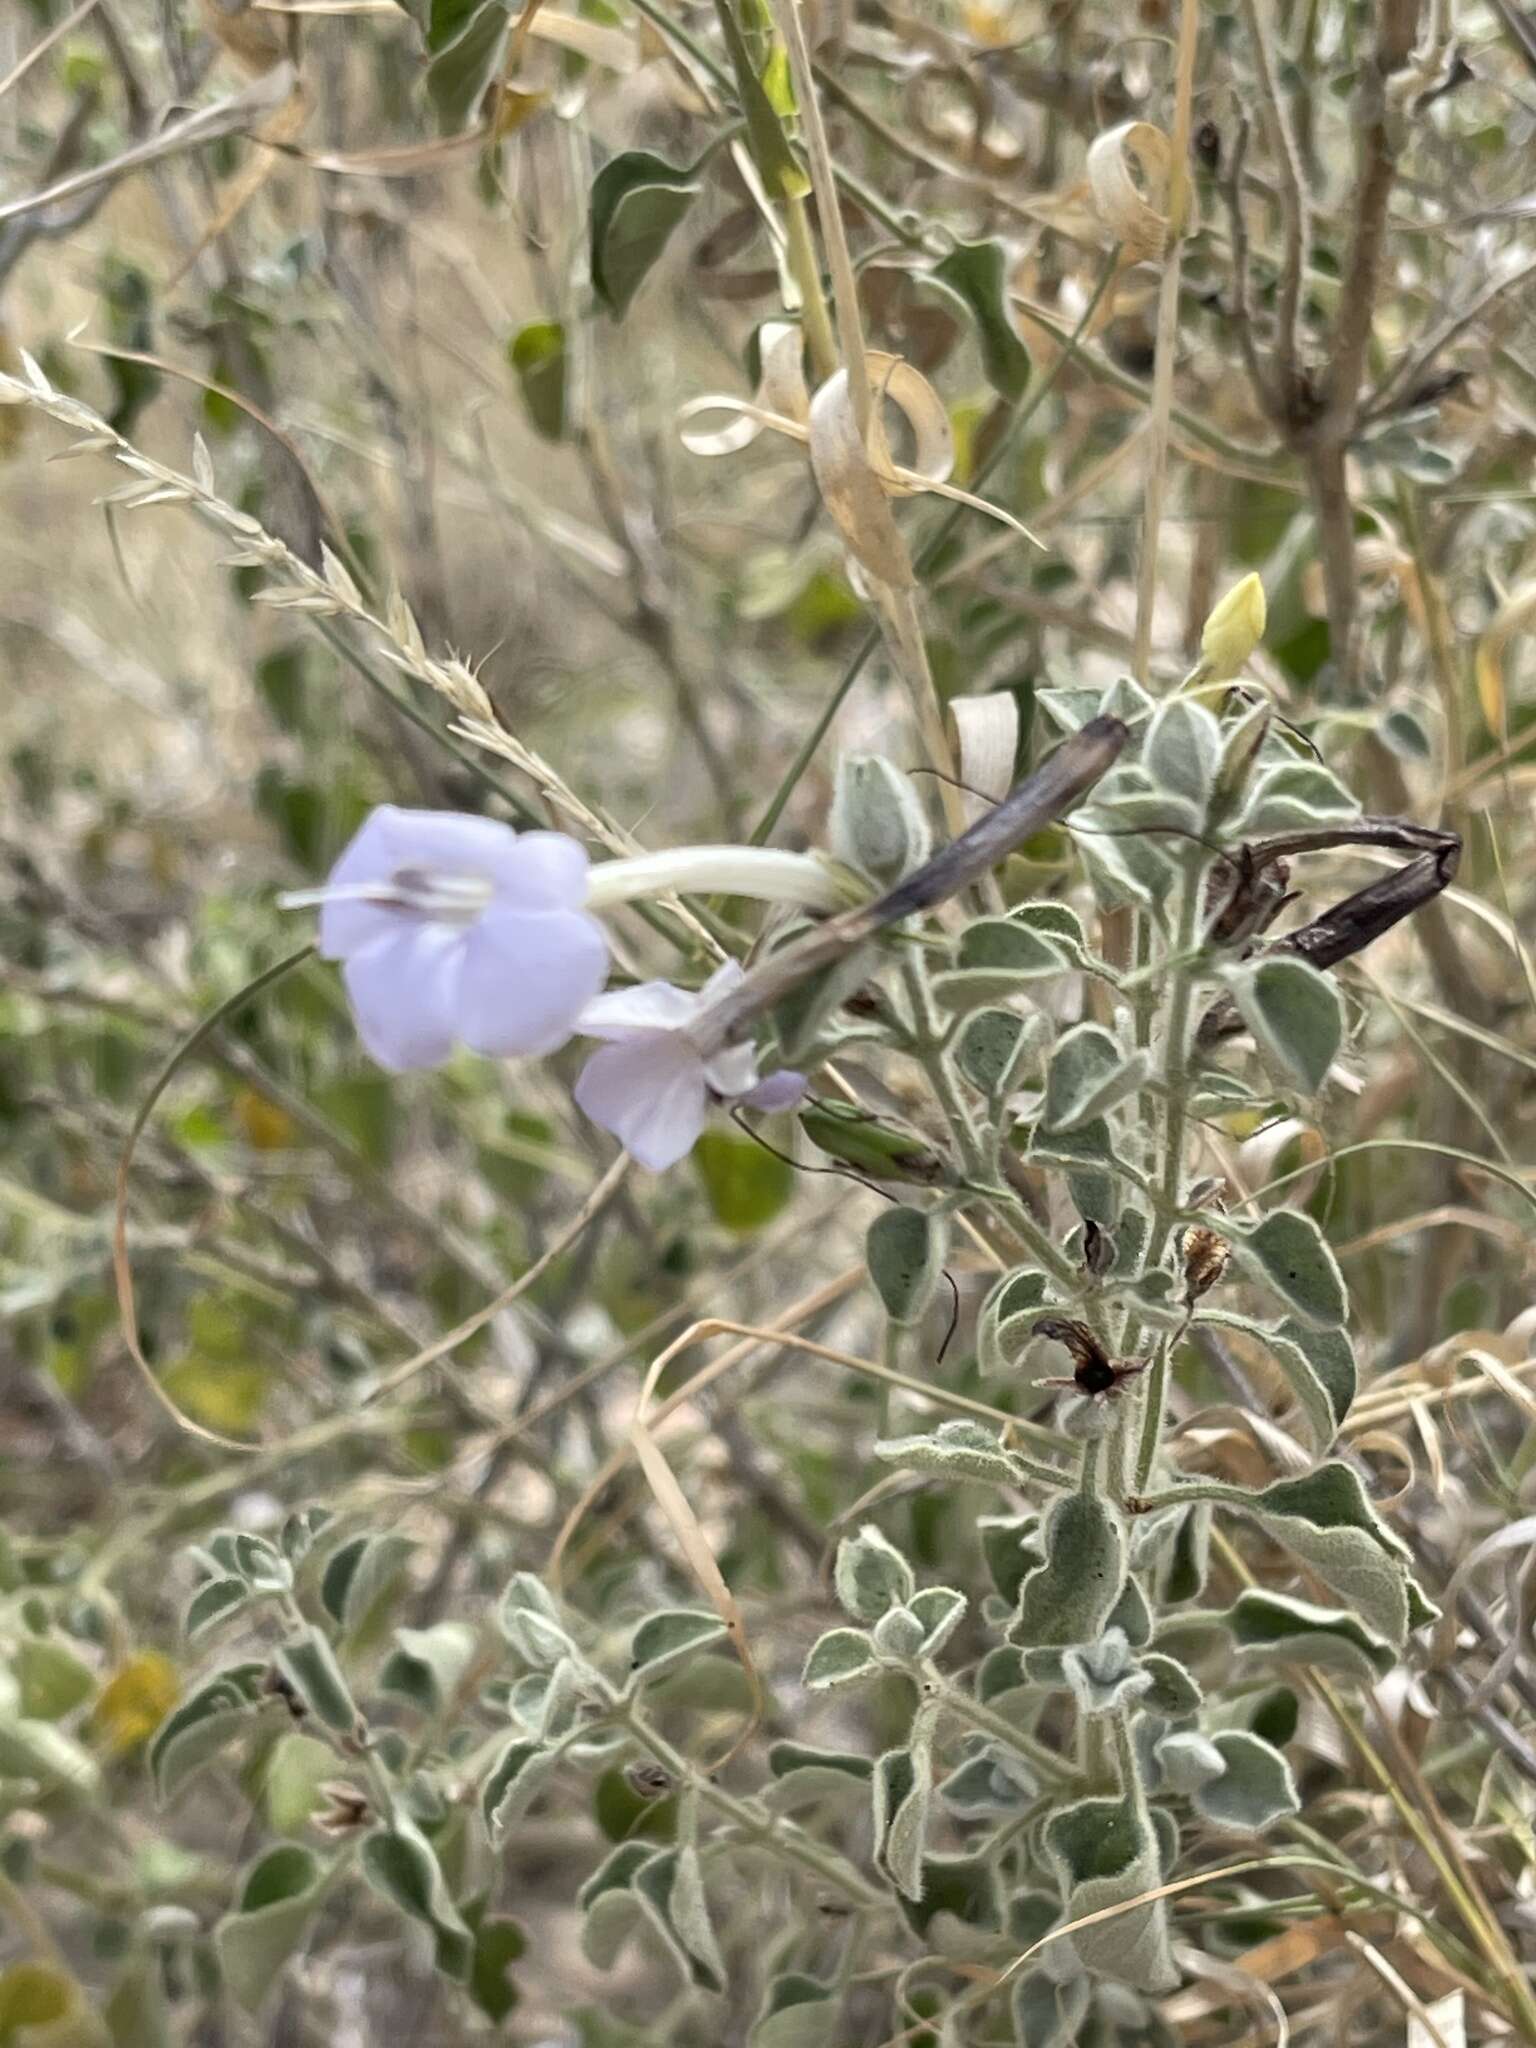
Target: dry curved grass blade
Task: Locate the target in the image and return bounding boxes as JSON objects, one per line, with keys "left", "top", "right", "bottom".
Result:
{"left": 1087, "top": 120, "right": 1179, "bottom": 262}
{"left": 114, "top": 945, "right": 316, "bottom": 1452}
{"left": 1473, "top": 578, "right": 1536, "bottom": 739}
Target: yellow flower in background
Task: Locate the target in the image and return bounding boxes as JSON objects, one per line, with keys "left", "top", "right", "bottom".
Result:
{"left": 89, "top": 1654, "right": 179, "bottom": 1757}
{"left": 1200, "top": 572, "right": 1268, "bottom": 680}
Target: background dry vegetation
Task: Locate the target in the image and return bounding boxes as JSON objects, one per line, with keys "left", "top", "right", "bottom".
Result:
{"left": 3, "top": 0, "right": 1536, "bottom": 2040}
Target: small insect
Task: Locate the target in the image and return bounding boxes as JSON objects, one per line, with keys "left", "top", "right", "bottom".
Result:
{"left": 1032, "top": 1317, "right": 1148, "bottom": 1403}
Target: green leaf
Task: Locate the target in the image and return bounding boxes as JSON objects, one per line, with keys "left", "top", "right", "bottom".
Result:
{"left": 319, "top": 1532, "right": 414, "bottom": 1632}
{"left": 185, "top": 1577, "right": 249, "bottom": 1641}
{"left": 1041, "top": 1024, "right": 1148, "bottom": 1133}
{"left": 214, "top": 1846, "right": 326, "bottom": 2013}
{"left": 1238, "top": 761, "right": 1359, "bottom": 835}
{"left": 834, "top": 1524, "right": 915, "bottom": 1622}
{"left": 1140, "top": 1651, "right": 1204, "bottom": 1717}
{"left": 865, "top": 1207, "right": 944, "bottom": 1326}
{"left": 931, "top": 918, "right": 1066, "bottom": 1012}
{"left": 1013, "top": 1492, "right": 1125, "bottom": 1648}
{"left": 632, "top": 1847, "right": 724, "bottom": 1991}
{"left": 939, "top": 1745, "right": 1037, "bottom": 1816}
{"left": 481, "top": 1737, "right": 556, "bottom": 1843}
{"left": 507, "top": 320, "right": 567, "bottom": 440}
{"left": 1224, "top": 1207, "right": 1348, "bottom": 1326}
{"left": 1199, "top": 1309, "right": 1354, "bottom": 1447}
{"left": 1225, "top": 1588, "right": 1393, "bottom": 1681}
{"left": 0, "top": 1963, "right": 110, "bottom": 2048}
{"left": 589, "top": 152, "right": 700, "bottom": 318}
{"left": 149, "top": 1663, "right": 267, "bottom": 1801}
{"left": 694, "top": 1129, "right": 793, "bottom": 1232}
{"left": 1191, "top": 1730, "right": 1299, "bottom": 1831}
{"left": 933, "top": 239, "right": 1030, "bottom": 401}
{"left": 15, "top": 1639, "right": 95, "bottom": 1721}
{"left": 907, "top": 1586, "right": 967, "bottom": 1654}
{"left": 712, "top": 0, "right": 808, "bottom": 198}
{"left": 466, "top": 1906, "right": 525, "bottom": 2023}
{"left": 628, "top": 1610, "right": 729, "bottom": 1684}
{"left": 1216, "top": 1461, "right": 1420, "bottom": 1645}
{"left": 872, "top": 1737, "right": 931, "bottom": 1902}
{"left": 1155, "top": 1730, "right": 1225, "bottom": 1793}
{"left": 1144, "top": 697, "right": 1221, "bottom": 811}
{"left": 0, "top": 1718, "right": 100, "bottom": 1799}
{"left": 752, "top": 1975, "right": 838, "bottom": 2048}
{"left": 275, "top": 1630, "right": 357, "bottom": 1735}
{"left": 263, "top": 1732, "right": 335, "bottom": 1835}
{"left": 425, "top": 0, "right": 510, "bottom": 132}
{"left": 379, "top": 1623, "right": 477, "bottom": 1712}
{"left": 497, "top": 1573, "right": 577, "bottom": 1668}
{"left": 1229, "top": 956, "right": 1344, "bottom": 1093}
{"left": 361, "top": 1819, "right": 473, "bottom": 1980}
{"left": 801, "top": 1627, "right": 878, "bottom": 1690}
{"left": 955, "top": 1006, "right": 1036, "bottom": 1095}
{"left": 1044, "top": 1795, "right": 1178, "bottom": 1991}
{"left": 874, "top": 1420, "right": 1019, "bottom": 1489}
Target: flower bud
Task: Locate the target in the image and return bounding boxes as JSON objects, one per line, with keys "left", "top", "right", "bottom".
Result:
{"left": 1199, "top": 573, "right": 1267, "bottom": 681}
{"left": 829, "top": 753, "right": 932, "bottom": 886}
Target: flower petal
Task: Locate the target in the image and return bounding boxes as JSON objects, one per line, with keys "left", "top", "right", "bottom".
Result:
{"left": 341, "top": 925, "right": 464, "bottom": 1071}
{"left": 577, "top": 979, "right": 700, "bottom": 1039}
{"left": 318, "top": 806, "right": 526, "bottom": 958}
{"left": 740, "top": 1068, "right": 807, "bottom": 1113}
{"left": 457, "top": 907, "right": 609, "bottom": 1058}
{"left": 498, "top": 830, "right": 591, "bottom": 910}
{"left": 702, "top": 1041, "right": 760, "bottom": 1098}
{"left": 574, "top": 1036, "right": 708, "bottom": 1171}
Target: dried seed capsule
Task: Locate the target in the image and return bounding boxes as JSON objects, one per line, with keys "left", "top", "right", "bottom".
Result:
{"left": 1181, "top": 1225, "right": 1231, "bottom": 1303}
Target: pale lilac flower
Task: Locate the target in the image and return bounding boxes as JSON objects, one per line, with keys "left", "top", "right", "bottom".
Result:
{"left": 574, "top": 962, "right": 805, "bottom": 1171}
{"left": 293, "top": 807, "right": 609, "bottom": 1071}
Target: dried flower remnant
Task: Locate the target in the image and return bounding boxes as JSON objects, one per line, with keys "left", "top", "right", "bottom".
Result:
{"left": 1180, "top": 1225, "right": 1231, "bottom": 1305}
{"left": 287, "top": 807, "right": 609, "bottom": 1071}
{"left": 1032, "top": 1317, "right": 1148, "bottom": 1403}
{"left": 574, "top": 962, "right": 805, "bottom": 1171}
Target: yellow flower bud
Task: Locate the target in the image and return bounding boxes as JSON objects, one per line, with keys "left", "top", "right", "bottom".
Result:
{"left": 1200, "top": 573, "right": 1267, "bottom": 681}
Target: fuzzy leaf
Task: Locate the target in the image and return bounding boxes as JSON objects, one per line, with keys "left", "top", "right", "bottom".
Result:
{"left": 379, "top": 1623, "right": 476, "bottom": 1712}
{"left": 628, "top": 1609, "right": 729, "bottom": 1685}
{"left": 149, "top": 1663, "right": 267, "bottom": 1801}
{"left": 1013, "top": 1493, "right": 1125, "bottom": 1648}
{"left": 1225, "top": 1588, "right": 1393, "bottom": 1681}
{"left": 802, "top": 1627, "right": 878, "bottom": 1690}
{"left": 865, "top": 1207, "right": 944, "bottom": 1326}
{"left": 633, "top": 1847, "right": 724, "bottom": 1991}
{"left": 1042, "top": 1024, "right": 1148, "bottom": 1133}
{"left": 481, "top": 1738, "right": 557, "bottom": 1843}
{"left": 751, "top": 1975, "right": 839, "bottom": 2048}
{"left": 361, "top": 1819, "right": 472, "bottom": 1980}
{"left": 908, "top": 1586, "right": 967, "bottom": 1655}
{"left": 1192, "top": 1730, "right": 1299, "bottom": 1831}
{"left": 1140, "top": 1651, "right": 1204, "bottom": 1718}
{"left": 1216, "top": 1461, "right": 1420, "bottom": 1645}
{"left": 1145, "top": 697, "right": 1221, "bottom": 811}
{"left": 1223, "top": 1207, "right": 1348, "bottom": 1326}
{"left": 932, "top": 918, "right": 1067, "bottom": 1011}
{"left": 274, "top": 1630, "right": 357, "bottom": 1735}
{"left": 1044, "top": 1795, "right": 1178, "bottom": 1991}
{"left": 834, "top": 1525, "right": 915, "bottom": 1622}
{"left": 874, "top": 1420, "right": 1017, "bottom": 1488}
{"left": 955, "top": 1007, "right": 1035, "bottom": 1096}
{"left": 1199, "top": 1308, "right": 1354, "bottom": 1447}
{"left": 214, "top": 1846, "right": 325, "bottom": 2013}
{"left": 1229, "top": 956, "right": 1344, "bottom": 1093}
{"left": 320, "top": 1533, "right": 413, "bottom": 1632}
{"left": 1155, "top": 1730, "right": 1225, "bottom": 1793}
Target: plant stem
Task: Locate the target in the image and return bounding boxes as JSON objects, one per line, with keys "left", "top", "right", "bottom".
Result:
{"left": 616, "top": 1702, "right": 888, "bottom": 1910}
{"left": 783, "top": 192, "right": 838, "bottom": 382}
{"left": 1134, "top": 853, "right": 1205, "bottom": 1490}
